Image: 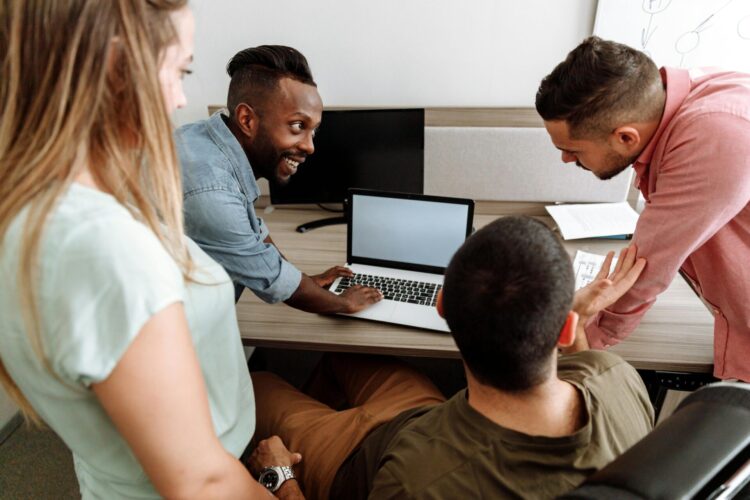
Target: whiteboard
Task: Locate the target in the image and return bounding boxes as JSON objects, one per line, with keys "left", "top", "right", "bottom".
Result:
{"left": 176, "top": 0, "right": 596, "bottom": 125}
{"left": 594, "top": 0, "right": 750, "bottom": 72}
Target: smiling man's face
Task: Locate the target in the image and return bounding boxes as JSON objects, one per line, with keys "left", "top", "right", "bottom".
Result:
{"left": 247, "top": 77, "right": 323, "bottom": 186}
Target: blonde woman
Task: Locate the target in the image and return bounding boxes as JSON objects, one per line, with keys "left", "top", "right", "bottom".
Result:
{"left": 0, "top": 1, "right": 302, "bottom": 498}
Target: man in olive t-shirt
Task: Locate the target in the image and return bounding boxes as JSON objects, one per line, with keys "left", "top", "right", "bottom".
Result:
{"left": 252, "top": 217, "right": 654, "bottom": 499}
{"left": 329, "top": 350, "right": 650, "bottom": 499}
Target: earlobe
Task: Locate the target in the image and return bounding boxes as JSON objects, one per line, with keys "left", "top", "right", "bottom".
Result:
{"left": 436, "top": 289, "right": 445, "bottom": 318}
{"left": 613, "top": 126, "right": 641, "bottom": 149}
{"left": 558, "top": 311, "right": 578, "bottom": 347}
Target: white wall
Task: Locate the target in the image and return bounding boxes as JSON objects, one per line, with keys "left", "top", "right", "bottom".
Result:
{"left": 174, "top": 0, "right": 597, "bottom": 126}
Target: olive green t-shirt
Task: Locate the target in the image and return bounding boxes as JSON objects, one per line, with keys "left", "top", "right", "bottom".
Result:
{"left": 332, "top": 350, "right": 653, "bottom": 499}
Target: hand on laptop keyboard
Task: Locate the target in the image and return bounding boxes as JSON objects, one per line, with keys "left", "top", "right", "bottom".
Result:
{"left": 310, "top": 265, "right": 354, "bottom": 288}
{"left": 337, "top": 284, "right": 384, "bottom": 313}
{"left": 335, "top": 273, "right": 441, "bottom": 307}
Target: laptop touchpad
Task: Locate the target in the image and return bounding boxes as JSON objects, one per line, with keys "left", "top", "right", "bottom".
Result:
{"left": 347, "top": 299, "right": 398, "bottom": 321}
{"left": 391, "top": 303, "right": 449, "bottom": 331}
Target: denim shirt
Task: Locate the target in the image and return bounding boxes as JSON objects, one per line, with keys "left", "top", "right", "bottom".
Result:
{"left": 175, "top": 111, "right": 302, "bottom": 303}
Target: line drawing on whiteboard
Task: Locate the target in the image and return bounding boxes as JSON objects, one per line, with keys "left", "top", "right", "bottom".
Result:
{"left": 738, "top": 14, "right": 750, "bottom": 40}
{"left": 641, "top": 0, "right": 673, "bottom": 55}
{"left": 674, "top": 0, "right": 734, "bottom": 67}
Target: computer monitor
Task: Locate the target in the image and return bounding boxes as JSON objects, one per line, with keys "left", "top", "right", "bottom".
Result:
{"left": 270, "top": 108, "right": 425, "bottom": 207}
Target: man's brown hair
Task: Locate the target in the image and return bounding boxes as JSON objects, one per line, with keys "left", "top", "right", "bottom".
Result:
{"left": 535, "top": 36, "right": 663, "bottom": 138}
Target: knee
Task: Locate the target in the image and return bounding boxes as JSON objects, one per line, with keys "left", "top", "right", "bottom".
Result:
{"left": 251, "top": 371, "right": 293, "bottom": 402}
{"left": 251, "top": 370, "right": 285, "bottom": 387}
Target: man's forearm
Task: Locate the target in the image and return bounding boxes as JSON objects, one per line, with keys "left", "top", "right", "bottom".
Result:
{"left": 284, "top": 274, "right": 348, "bottom": 314}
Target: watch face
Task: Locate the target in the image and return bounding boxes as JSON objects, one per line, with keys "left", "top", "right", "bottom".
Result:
{"left": 260, "top": 469, "right": 279, "bottom": 490}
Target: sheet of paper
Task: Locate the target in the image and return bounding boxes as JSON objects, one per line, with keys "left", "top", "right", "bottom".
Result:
{"left": 573, "top": 250, "right": 618, "bottom": 290}
{"left": 546, "top": 202, "right": 639, "bottom": 240}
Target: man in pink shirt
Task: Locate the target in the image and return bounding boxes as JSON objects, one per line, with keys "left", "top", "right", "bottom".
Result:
{"left": 535, "top": 36, "right": 750, "bottom": 382}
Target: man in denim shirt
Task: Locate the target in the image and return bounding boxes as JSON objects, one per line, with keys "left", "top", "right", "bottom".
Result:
{"left": 176, "top": 46, "right": 381, "bottom": 313}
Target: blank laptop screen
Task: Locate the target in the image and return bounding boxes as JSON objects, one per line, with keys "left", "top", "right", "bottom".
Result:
{"left": 350, "top": 193, "right": 471, "bottom": 270}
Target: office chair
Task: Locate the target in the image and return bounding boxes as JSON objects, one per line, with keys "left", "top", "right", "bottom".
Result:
{"left": 561, "top": 382, "right": 750, "bottom": 499}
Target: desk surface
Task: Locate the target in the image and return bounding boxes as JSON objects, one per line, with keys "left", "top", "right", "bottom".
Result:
{"left": 236, "top": 208, "right": 715, "bottom": 373}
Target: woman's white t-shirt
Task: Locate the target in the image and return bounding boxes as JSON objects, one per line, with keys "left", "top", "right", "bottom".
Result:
{"left": 0, "top": 183, "right": 254, "bottom": 499}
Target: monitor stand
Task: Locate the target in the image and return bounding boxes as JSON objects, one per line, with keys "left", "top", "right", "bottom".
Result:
{"left": 295, "top": 216, "right": 346, "bottom": 233}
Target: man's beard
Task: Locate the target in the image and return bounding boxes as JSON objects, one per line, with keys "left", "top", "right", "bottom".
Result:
{"left": 579, "top": 150, "right": 637, "bottom": 181}
{"left": 248, "top": 134, "right": 289, "bottom": 186}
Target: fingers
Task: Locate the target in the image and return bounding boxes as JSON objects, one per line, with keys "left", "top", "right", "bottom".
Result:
{"left": 597, "top": 251, "right": 615, "bottom": 280}
{"left": 606, "top": 244, "right": 638, "bottom": 281}
{"left": 613, "top": 257, "right": 646, "bottom": 293}
{"left": 342, "top": 285, "right": 383, "bottom": 312}
{"left": 344, "top": 285, "right": 383, "bottom": 300}
{"left": 601, "top": 256, "right": 646, "bottom": 308}
{"left": 612, "top": 245, "right": 639, "bottom": 281}
{"left": 575, "top": 328, "right": 590, "bottom": 351}
{"left": 610, "top": 248, "right": 625, "bottom": 277}
{"left": 328, "top": 266, "right": 353, "bottom": 277}
{"left": 263, "top": 435, "right": 283, "bottom": 449}
{"left": 622, "top": 245, "right": 638, "bottom": 274}
{"left": 361, "top": 286, "right": 383, "bottom": 302}
{"left": 256, "top": 436, "right": 304, "bottom": 466}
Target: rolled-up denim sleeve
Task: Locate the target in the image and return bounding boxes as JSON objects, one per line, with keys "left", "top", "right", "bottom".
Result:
{"left": 183, "top": 188, "right": 302, "bottom": 303}
{"left": 256, "top": 216, "right": 271, "bottom": 242}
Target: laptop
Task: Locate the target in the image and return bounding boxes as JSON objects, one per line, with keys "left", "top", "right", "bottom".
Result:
{"left": 329, "top": 189, "right": 474, "bottom": 332}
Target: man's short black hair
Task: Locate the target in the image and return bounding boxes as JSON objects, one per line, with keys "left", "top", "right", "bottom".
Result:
{"left": 226, "top": 45, "right": 317, "bottom": 116}
{"left": 535, "top": 36, "right": 662, "bottom": 138}
{"left": 443, "top": 216, "right": 574, "bottom": 392}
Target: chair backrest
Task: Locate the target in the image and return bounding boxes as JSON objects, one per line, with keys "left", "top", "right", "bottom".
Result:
{"left": 560, "top": 382, "right": 750, "bottom": 499}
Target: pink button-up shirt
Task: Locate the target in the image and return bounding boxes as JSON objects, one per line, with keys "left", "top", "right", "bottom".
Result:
{"left": 586, "top": 67, "right": 750, "bottom": 381}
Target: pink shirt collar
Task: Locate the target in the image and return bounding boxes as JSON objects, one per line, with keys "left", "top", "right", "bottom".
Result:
{"left": 632, "top": 67, "right": 692, "bottom": 183}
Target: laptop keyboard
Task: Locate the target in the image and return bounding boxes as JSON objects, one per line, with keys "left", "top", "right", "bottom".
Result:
{"left": 334, "top": 273, "right": 442, "bottom": 306}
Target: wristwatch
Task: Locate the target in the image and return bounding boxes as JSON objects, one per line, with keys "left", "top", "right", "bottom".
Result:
{"left": 259, "top": 465, "right": 295, "bottom": 493}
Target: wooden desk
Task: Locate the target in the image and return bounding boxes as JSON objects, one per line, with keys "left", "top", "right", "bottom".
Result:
{"left": 236, "top": 208, "right": 715, "bottom": 374}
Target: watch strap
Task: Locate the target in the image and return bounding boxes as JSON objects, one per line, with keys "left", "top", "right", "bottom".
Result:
{"left": 262, "top": 465, "right": 295, "bottom": 493}
{"left": 279, "top": 465, "right": 295, "bottom": 482}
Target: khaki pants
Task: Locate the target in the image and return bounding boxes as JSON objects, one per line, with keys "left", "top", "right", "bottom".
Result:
{"left": 252, "top": 354, "right": 446, "bottom": 499}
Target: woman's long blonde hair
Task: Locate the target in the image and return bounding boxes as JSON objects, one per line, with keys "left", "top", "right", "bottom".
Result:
{"left": 0, "top": 0, "right": 190, "bottom": 422}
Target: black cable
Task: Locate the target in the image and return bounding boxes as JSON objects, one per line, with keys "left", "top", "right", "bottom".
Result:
{"left": 316, "top": 203, "right": 344, "bottom": 213}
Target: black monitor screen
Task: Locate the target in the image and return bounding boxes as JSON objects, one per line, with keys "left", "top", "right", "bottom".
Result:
{"left": 270, "top": 109, "right": 424, "bottom": 204}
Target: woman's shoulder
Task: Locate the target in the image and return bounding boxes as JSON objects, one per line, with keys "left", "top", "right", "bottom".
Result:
{"left": 49, "top": 184, "right": 179, "bottom": 269}
{"left": 2, "top": 185, "right": 188, "bottom": 385}
{"left": 27, "top": 185, "right": 186, "bottom": 312}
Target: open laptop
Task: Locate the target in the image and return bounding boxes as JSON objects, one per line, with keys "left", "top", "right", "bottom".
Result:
{"left": 329, "top": 189, "right": 474, "bottom": 332}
